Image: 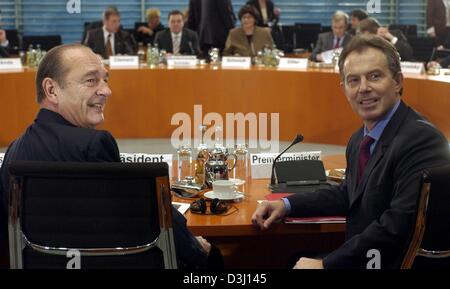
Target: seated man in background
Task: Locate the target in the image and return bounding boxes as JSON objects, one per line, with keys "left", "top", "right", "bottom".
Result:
{"left": 135, "top": 8, "right": 165, "bottom": 46}
{"left": 357, "top": 17, "right": 414, "bottom": 61}
{"left": 223, "top": 5, "right": 273, "bottom": 57}
{"left": 84, "top": 6, "right": 136, "bottom": 59}
{"left": 310, "top": 11, "right": 352, "bottom": 62}
{"left": 0, "top": 44, "right": 221, "bottom": 269}
{"left": 349, "top": 8, "right": 368, "bottom": 35}
{"left": 154, "top": 10, "right": 200, "bottom": 56}
{"left": 0, "top": 29, "right": 11, "bottom": 57}
{"left": 253, "top": 35, "right": 450, "bottom": 269}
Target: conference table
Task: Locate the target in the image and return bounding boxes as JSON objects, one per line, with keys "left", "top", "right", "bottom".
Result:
{"left": 1, "top": 64, "right": 449, "bottom": 148}
{"left": 171, "top": 154, "right": 347, "bottom": 268}
{"left": 1, "top": 64, "right": 449, "bottom": 267}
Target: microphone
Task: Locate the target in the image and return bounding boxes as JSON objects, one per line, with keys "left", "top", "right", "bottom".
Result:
{"left": 270, "top": 134, "right": 304, "bottom": 185}
{"left": 188, "top": 41, "right": 195, "bottom": 55}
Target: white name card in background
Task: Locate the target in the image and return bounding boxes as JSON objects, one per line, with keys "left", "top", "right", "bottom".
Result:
{"left": 278, "top": 58, "right": 308, "bottom": 69}
{"left": 221, "top": 57, "right": 251, "bottom": 69}
{"left": 0, "top": 153, "right": 4, "bottom": 168}
{"left": 250, "top": 151, "right": 322, "bottom": 179}
{"left": 120, "top": 153, "right": 173, "bottom": 178}
{"left": 109, "top": 56, "right": 139, "bottom": 69}
{"left": 0, "top": 58, "right": 22, "bottom": 70}
{"left": 401, "top": 62, "right": 425, "bottom": 74}
{"left": 167, "top": 56, "right": 198, "bottom": 68}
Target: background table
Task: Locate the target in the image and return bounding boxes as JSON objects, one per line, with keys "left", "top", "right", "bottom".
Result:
{"left": 1, "top": 66, "right": 449, "bottom": 147}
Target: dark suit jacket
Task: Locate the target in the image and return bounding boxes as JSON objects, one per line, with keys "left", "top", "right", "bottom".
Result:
{"left": 0, "top": 45, "right": 9, "bottom": 58}
{"left": 154, "top": 28, "right": 200, "bottom": 55}
{"left": 84, "top": 28, "right": 136, "bottom": 59}
{"left": 135, "top": 23, "right": 165, "bottom": 46}
{"left": 287, "top": 101, "right": 450, "bottom": 269}
{"left": 0, "top": 109, "right": 208, "bottom": 268}
{"left": 246, "top": 0, "right": 277, "bottom": 27}
{"left": 390, "top": 29, "right": 414, "bottom": 61}
{"left": 427, "top": 0, "right": 449, "bottom": 45}
{"left": 311, "top": 32, "right": 352, "bottom": 61}
{"left": 187, "top": 0, "right": 235, "bottom": 48}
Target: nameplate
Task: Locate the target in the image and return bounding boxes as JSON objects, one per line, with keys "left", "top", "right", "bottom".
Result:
{"left": 167, "top": 56, "right": 198, "bottom": 68}
{"left": 250, "top": 151, "right": 322, "bottom": 179}
{"left": 401, "top": 62, "right": 425, "bottom": 74}
{"left": 278, "top": 58, "right": 308, "bottom": 69}
{"left": 221, "top": 57, "right": 251, "bottom": 69}
{"left": 120, "top": 153, "right": 173, "bottom": 178}
{"left": 109, "top": 56, "right": 139, "bottom": 68}
{"left": 0, "top": 153, "right": 4, "bottom": 168}
{"left": 0, "top": 58, "right": 22, "bottom": 70}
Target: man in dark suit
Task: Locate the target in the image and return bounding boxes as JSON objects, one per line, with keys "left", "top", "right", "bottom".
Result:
{"left": 246, "top": 0, "right": 277, "bottom": 27}
{"left": 252, "top": 35, "right": 450, "bottom": 269}
{"left": 349, "top": 8, "right": 368, "bottom": 35}
{"left": 311, "top": 11, "right": 352, "bottom": 62}
{"left": 187, "top": 0, "right": 235, "bottom": 56}
{"left": 0, "top": 29, "right": 11, "bottom": 57}
{"left": 155, "top": 10, "right": 200, "bottom": 56}
{"left": 0, "top": 44, "right": 220, "bottom": 269}
{"left": 357, "top": 17, "right": 414, "bottom": 61}
{"left": 135, "top": 8, "right": 165, "bottom": 46}
{"left": 84, "top": 6, "right": 136, "bottom": 59}
{"left": 427, "top": 0, "right": 450, "bottom": 46}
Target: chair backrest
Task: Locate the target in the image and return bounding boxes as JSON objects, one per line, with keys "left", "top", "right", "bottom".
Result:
{"left": 8, "top": 161, "right": 177, "bottom": 269}
{"left": 408, "top": 36, "right": 439, "bottom": 62}
{"left": 5, "top": 29, "right": 20, "bottom": 50}
{"left": 389, "top": 24, "right": 417, "bottom": 38}
{"left": 401, "top": 164, "right": 450, "bottom": 269}
{"left": 294, "top": 23, "right": 322, "bottom": 50}
{"left": 22, "top": 35, "right": 62, "bottom": 51}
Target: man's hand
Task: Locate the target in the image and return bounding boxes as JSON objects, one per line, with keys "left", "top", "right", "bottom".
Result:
{"left": 137, "top": 26, "right": 154, "bottom": 36}
{"left": 195, "top": 236, "right": 212, "bottom": 255}
{"left": 0, "top": 29, "right": 7, "bottom": 44}
{"left": 377, "top": 27, "right": 394, "bottom": 41}
{"left": 293, "top": 257, "right": 324, "bottom": 269}
{"left": 252, "top": 200, "right": 286, "bottom": 230}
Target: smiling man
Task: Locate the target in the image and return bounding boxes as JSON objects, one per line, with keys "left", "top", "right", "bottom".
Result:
{"left": 0, "top": 44, "right": 220, "bottom": 269}
{"left": 252, "top": 35, "right": 450, "bottom": 269}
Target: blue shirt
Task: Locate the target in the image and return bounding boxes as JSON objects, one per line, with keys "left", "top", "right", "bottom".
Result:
{"left": 282, "top": 100, "right": 401, "bottom": 215}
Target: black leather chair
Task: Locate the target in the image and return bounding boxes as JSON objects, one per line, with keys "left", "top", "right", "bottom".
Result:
{"left": 389, "top": 24, "right": 417, "bottom": 38}
{"left": 402, "top": 164, "right": 450, "bottom": 269}
{"left": 22, "top": 35, "right": 62, "bottom": 51}
{"left": 294, "top": 23, "right": 322, "bottom": 51}
{"left": 8, "top": 161, "right": 177, "bottom": 269}
{"left": 408, "top": 36, "right": 439, "bottom": 62}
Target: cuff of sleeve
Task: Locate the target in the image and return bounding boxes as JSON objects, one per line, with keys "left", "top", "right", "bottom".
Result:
{"left": 281, "top": 197, "right": 291, "bottom": 216}
{"left": 1, "top": 40, "right": 9, "bottom": 47}
{"left": 390, "top": 37, "right": 398, "bottom": 45}
{"left": 427, "top": 26, "right": 435, "bottom": 35}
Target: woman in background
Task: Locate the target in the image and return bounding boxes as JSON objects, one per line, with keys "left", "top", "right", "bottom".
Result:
{"left": 223, "top": 5, "right": 273, "bottom": 57}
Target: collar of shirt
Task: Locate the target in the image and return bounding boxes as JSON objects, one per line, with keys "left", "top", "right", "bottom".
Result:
{"left": 171, "top": 32, "right": 183, "bottom": 41}
{"left": 363, "top": 100, "right": 401, "bottom": 154}
{"left": 334, "top": 35, "right": 345, "bottom": 46}
{"left": 103, "top": 26, "right": 115, "bottom": 54}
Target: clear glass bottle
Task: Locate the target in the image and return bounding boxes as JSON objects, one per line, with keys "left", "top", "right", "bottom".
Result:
{"left": 137, "top": 42, "right": 145, "bottom": 63}
{"left": 233, "top": 143, "right": 248, "bottom": 181}
{"left": 177, "top": 145, "right": 193, "bottom": 181}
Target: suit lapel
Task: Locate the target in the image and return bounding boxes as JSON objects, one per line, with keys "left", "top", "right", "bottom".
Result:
{"left": 349, "top": 101, "right": 410, "bottom": 207}
{"left": 166, "top": 31, "right": 173, "bottom": 52}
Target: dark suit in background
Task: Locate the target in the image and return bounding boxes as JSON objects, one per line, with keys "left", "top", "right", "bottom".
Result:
{"left": 246, "top": 0, "right": 276, "bottom": 27}
{"left": 187, "top": 0, "right": 236, "bottom": 56}
{"left": 427, "top": 0, "right": 450, "bottom": 46}
{"left": 84, "top": 28, "right": 136, "bottom": 59}
{"left": 0, "top": 109, "right": 211, "bottom": 268}
{"left": 154, "top": 28, "right": 200, "bottom": 56}
{"left": 311, "top": 32, "right": 352, "bottom": 61}
{"left": 135, "top": 23, "right": 165, "bottom": 46}
{"left": 286, "top": 101, "right": 450, "bottom": 268}
{"left": 390, "top": 29, "right": 414, "bottom": 61}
